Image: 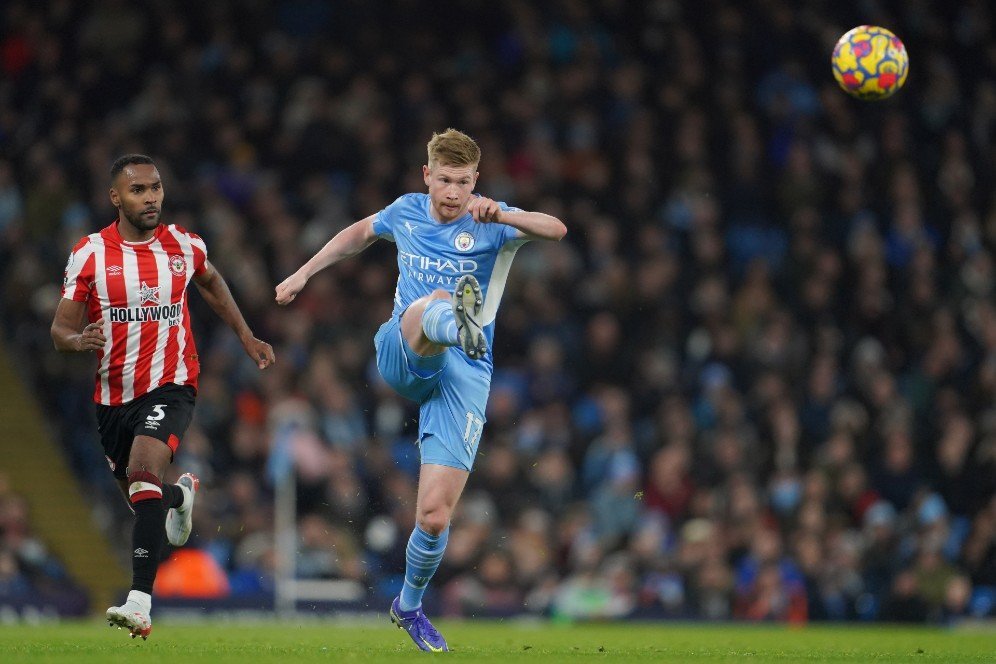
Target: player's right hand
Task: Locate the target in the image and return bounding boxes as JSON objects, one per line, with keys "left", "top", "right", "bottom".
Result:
{"left": 275, "top": 272, "right": 307, "bottom": 305}
{"left": 243, "top": 336, "right": 276, "bottom": 370}
{"left": 467, "top": 196, "right": 502, "bottom": 223}
{"left": 77, "top": 319, "right": 106, "bottom": 351}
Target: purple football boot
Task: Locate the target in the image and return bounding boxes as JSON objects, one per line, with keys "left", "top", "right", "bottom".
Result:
{"left": 390, "top": 596, "right": 449, "bottom": 652}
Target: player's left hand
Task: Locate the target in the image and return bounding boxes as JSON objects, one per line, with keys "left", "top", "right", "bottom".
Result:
{"left": 467, "top": 196, "right": 502, "bottom": 223}
{"left": 243, "top": 337, "right": 276, "bottom": 369}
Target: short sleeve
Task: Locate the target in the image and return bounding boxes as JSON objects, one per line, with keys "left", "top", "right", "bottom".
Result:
{"left": 371, "top": 195, "right": 408, "bottom": 241}
{"left": 62, "top": 238, "right": 95, "bottom": 302}
{"left": 497, "top": 201, "right": 527, "bottom": 245}
{"left": 189, "top": 232, "right": 208, "bottom": 276}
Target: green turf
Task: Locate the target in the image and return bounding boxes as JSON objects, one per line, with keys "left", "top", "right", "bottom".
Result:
{"left": 0, "top": 620, "right": 992, "bottom": 662}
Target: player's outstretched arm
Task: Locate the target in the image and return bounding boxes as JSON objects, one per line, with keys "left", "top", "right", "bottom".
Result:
{"left": 466, "top": 197, "right": 567, "bottom": 241}
{"left": 502, "top": 209, "right": 567, "bottom": 241}
{"left": 274, "top": 215, "right": 378, "bottom": 305}
{"left": 193, "top": 261, "right": 275, "bottom": 369}
{"left": 51, "top": 298, "right": 105, "bottom": 352}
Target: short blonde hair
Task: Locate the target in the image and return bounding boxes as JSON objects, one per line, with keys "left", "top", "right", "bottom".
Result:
{"left": 427, "top": 128, "right": 481, "bottom": 168}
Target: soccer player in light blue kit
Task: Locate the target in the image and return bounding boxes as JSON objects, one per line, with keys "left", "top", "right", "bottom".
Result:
{"left": 275, "top": 129, "right": 566, "bottom": 651}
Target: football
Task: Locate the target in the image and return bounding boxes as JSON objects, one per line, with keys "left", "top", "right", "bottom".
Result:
{"left": 831, "top": 25, "right": 909, "bottom": 100}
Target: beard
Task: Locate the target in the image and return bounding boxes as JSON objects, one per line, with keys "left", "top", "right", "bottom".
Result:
{"left": 122, "top": 207, "right": 161, "bottom": 232}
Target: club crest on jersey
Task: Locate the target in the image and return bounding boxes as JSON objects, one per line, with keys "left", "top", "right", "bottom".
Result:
{"left": 169, "top": 254, "right": 187, "bottom": 277}
{"left": 454, "top": 232, "right": 475, "bottom": 252}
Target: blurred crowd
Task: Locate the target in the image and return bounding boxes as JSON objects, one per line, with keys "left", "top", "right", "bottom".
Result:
{"left": 0, "top": 472, "right": 87, "bottom": 613}
{"left": 1, "top": 0, "right": 995, "bottom": 622}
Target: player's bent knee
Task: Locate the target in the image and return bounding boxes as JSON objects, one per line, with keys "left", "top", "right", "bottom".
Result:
{"left": 406, "top": 290, "right": 449, "bottom": 318}
{"left": 417, "top": 509, "right": 451, "bottom": 536}
{"left": 127, "top": 470, "right": 163, "bottom": 506}
{"left": 402, "top": 300, "right": 429, "bottom": 325}
{"left": 127, "top": 435, "right": 174, "bottom": 476}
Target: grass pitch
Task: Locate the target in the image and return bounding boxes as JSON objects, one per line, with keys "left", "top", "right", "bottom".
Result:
{"left": 0, "top": 619, "right": 992, "bottom": 662}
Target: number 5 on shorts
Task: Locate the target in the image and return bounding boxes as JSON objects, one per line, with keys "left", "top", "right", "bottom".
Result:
{"left": 147, "top": 404, "right": 167, "bottom": 422}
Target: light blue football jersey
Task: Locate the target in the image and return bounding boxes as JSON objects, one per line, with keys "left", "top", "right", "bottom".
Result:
{"left": 372, "top": 193, "right": 528, "bottom": 368}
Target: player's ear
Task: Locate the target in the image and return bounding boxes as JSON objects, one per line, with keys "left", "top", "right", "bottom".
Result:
{"left": 109, "top": 187, "right": 120, "bottom": 209}
{"left": 422, "top": 164, "right": 432, "bottom": 187}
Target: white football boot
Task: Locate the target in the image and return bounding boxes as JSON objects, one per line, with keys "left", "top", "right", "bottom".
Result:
{"left": 106, "top": 591, "right": 152, "bottom": 640}
{"left": 165, "top": 472, "right": 199, "bottom": 546}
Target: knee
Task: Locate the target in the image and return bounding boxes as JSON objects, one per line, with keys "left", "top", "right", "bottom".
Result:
{"left": 417, "top": 507, "right": 451, "bottom": 536}
{"left": 405, "top": 292, "right": 447, "bottom": 323}
{"left": 414, "top": 290, "right": 449, "bottom": 316}
{"left": 417, "top": 290, "right": 449, "bottom": 308}
{"left": 127, "top": 469, "right": 163, "bottom": 506}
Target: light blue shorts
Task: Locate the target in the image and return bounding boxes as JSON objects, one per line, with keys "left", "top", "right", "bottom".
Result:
{"left": 374, "top": 315, "right": 491, "bottom": 471}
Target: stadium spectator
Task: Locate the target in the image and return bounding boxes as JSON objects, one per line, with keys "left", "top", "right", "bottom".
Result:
{"left": 0, "top": 473, "right": 87, "bottom": 612}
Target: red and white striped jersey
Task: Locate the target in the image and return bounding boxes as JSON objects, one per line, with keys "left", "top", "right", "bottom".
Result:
{"left": 61, "top": 221, "right": 208, "bottom": 406}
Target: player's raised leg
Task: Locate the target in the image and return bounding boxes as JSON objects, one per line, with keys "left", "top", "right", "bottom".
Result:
{"left": 113, "top": 467, "right": 192, "bottom": 536}
{"left": 165, "top": 472, "right": 199, "bottom": 546}
{"left": 400, "top": 289, "right": 452, "bottom": 357}
{"left": 390, "top": 463, "right": 469, "bottom": 652}
{"left": 106, "top": 436, "right": 172, "bottom": 640}
{"left": 400, "top": 274, "right": 486, "bottom": 359}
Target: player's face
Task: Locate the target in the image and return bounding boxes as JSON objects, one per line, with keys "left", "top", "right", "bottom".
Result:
{"left": 423, "top": 162, "right": 478, "bottom": 222}
{"left": 110, "top": 164, "right": 164, "bottom": 232}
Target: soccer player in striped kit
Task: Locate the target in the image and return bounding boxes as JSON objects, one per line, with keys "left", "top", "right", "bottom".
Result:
{"left": 50, "top": 154, "right": 275, "bottom": 639}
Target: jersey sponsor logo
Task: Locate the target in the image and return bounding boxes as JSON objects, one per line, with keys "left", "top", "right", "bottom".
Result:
{"left": 108, "top": 302, "right": 183, "bottom": 325}
{"left": 139, "top": 281, "right": 160, "bottom": 305}
{"left": 399, "top": 251, "right": 477, "bottom": 274}
{"left": 454, "top": 231, "right": 475, "bottom": 252}
{"left": 106, "top": 265, "right": 124, "bottom": 276}
{"left": 133, "top": 547, "right": 149, "bottom": 558}
{"left": 169, "top": 254, "right": 187, "bottom": 277}
{"left": 399, "top": 251, "right": 478, "bottom": 286}
{"left": 403, "top": 220, "right": 420, "bottom": 236}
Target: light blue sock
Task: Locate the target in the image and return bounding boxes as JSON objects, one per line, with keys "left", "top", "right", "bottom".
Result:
{"left": 421, "top": 300, "right": 459, "bottom": 346}
{"left": 399, "top": 525, "right": 449, "bottom": 611}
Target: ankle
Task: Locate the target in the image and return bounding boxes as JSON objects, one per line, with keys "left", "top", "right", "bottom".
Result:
{"left": 126, "top": 590, "right": 152, "bottom": 613}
